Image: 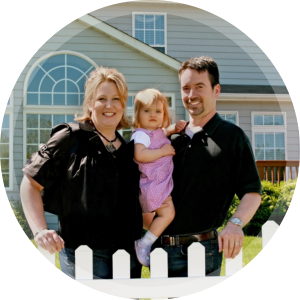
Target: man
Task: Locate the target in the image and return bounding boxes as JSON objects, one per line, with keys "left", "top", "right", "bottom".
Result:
{"left": 152, "top": 56, "right": 262, "bottom": 277}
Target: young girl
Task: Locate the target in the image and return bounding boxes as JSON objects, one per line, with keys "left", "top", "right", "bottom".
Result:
{"left": 131, "top": 88, "right": 186, "bottom": 267}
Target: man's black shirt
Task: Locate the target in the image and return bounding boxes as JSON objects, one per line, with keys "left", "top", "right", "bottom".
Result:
{"left": 164, "top": 113, "right": 262, "bottom": 235}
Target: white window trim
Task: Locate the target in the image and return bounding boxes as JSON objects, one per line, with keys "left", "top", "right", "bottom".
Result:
{"left": 251, "top": 111, "right": 286, "bottom": 129}
{"left": 4, "top": 103, "right": 14, "bottom": 192}
{"left": 132, "top": 12, "right": 167, "bottom": 54}
{"left": 251, "top": 111, "right": 287, "bottom": 160}
{"left": 23, "top": 51, "right": 98, "bottom": 165}
{"left": 217, "top": 111, "right": 239, "bottom": 126}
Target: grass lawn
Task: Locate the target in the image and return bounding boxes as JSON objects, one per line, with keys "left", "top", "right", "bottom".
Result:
{"left": 32, "top": 235, "right": 262, "bottom": 278}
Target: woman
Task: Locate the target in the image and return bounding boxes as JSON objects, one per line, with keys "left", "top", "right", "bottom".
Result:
{"left": 20, "top": 67, "right": 143, "bottom": 279}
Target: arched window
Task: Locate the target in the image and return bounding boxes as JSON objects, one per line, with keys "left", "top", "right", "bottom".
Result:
{"left": 24, "top": 52, "right": 97, "bottom": 162}
{"left": 27, "top": 53, "right": 95, "bottom": 106}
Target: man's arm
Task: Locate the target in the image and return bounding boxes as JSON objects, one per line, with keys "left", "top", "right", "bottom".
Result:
{"left": 218, "top": 192, "right": 261, "bottom": 259}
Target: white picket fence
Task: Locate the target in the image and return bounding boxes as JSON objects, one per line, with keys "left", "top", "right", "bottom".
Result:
{"left": 39, "top": 221, "right": 279, "bottom": 299}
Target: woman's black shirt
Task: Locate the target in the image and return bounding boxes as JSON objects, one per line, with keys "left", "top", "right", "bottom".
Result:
{"left": 22, "top": 121, "right": 142, "bottom": 251}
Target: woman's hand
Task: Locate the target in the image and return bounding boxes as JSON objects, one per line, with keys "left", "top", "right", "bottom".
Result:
{"left": 34, "top": 229, "right": 65, "bottom": 254}
{"left": 161, "top": 144, "right": 175, "bottom": 157}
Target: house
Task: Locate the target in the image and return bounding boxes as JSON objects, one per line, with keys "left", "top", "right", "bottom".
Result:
{"left": 1, "top": 0, "right": 298, "bottom": 230}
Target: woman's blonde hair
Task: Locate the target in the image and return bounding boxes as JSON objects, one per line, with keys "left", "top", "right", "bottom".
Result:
{"left": 132, "top": 89, "right": 171, "bottom": 129}
{"left": 75, "top": 67, "right": 130, "bottom": 130}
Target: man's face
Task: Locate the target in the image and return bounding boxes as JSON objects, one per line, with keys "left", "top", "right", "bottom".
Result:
{"left": 180, "top": 69, "right": 220, "bottom": 119}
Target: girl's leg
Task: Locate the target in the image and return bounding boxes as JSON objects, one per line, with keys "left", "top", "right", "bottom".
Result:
{"left": 135, "top": 197, "right": 175, "bottom": 266}
{"left": 149, "top": 197, "right": 175, "bottom": 237}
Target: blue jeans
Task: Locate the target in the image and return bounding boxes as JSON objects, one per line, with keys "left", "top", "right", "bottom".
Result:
{"left": 152, "top": 238, "right": 222, "bottom": 277}
{"left": 59, "top": 248, "right": 142, "bottom": 279}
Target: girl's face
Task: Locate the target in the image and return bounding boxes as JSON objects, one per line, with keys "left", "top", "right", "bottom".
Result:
{"left": 138, "top": 100, "right": 164, "bottom": 130}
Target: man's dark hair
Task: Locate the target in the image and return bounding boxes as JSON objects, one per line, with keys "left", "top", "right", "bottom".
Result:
{"left": 179, "top": 56, "right": 220, "bottom": 88}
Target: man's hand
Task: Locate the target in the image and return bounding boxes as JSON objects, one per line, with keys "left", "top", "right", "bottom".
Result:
{"left": 34, "top": 229, "right": 65, "bottom": 254}
{"left": 175, "top": 120, "right": 187, "bottom": 133}
{"left": 218, "top": 222, "right": 243, "bottom": 259}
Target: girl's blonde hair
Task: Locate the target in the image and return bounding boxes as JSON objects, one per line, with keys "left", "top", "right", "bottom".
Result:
{"left": 75, "top": 67, "right": 130, "bottom": 130}
{"left": 132, "top": 89, "right": 171, "bottom": 129}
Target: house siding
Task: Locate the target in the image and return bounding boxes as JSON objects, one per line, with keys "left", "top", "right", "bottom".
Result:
{"left": 8, "top": 19, "right": 183, "bottom": 230}
{"left": 90, "top": 2, "right": 285, "bottom": 86}
{"left": 4, "top": 3, "right": 298, "bottom": 232}
{"left": 217, "top": 100, "right": 299, "bottom": 160}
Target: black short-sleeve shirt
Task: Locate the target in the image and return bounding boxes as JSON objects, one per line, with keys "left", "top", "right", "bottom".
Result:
{"left": 164, "top": 113, "right": 262, "bottom": 235}
{"left": 22, "top": 121, "right": 142, "bottom": 250}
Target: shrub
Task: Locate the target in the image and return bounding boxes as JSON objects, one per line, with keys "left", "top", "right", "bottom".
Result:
{"left": 269, "top": 180, "right": 295, "bottom": 225}
{"left": 10, "top": 200, "right": 33, "bottom": 239}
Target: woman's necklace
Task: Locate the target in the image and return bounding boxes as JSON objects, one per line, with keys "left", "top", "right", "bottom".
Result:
{"left": 96, "top": 130, "right": 117, "bottom": 155}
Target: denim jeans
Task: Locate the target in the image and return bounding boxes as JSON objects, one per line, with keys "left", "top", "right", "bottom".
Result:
{"left": 152, "top": 238, "right": 222, "bottom": 277}
{"left": 59, "top": 247, "right": 142, "bottom": 279}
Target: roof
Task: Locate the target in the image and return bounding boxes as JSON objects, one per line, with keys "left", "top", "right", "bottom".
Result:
{"left": 78, "top": 14, "right": 181, "bottom": 71}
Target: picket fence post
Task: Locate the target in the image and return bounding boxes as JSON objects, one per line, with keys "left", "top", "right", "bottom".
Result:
{"left": 37, "top": 220, "right": 280, "bottom": 299}
{"left": 75, "top": 245, "right": 93, "bottom": 280}
{"left": 262, "top": 220, "right": 279, "bottom": 248}
{"left": 113, "top": 250, "right": 130, "bottom": 279}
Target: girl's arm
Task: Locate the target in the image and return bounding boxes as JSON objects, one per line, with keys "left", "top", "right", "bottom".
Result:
{"left": 134, "top": 143, "right": 175, "bottom": 163}
{"left": 165, "top": 120, "right": 187, "bottom": 136}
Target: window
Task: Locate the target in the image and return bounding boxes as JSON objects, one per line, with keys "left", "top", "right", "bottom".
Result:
{"left": 1, "top": 113, "right": 13, "bottom": 190}
{"left": 252, "top": 112, "right": 287, "bottom": 182}
{"left": 26, "top": 53, "right": 95, "bottom": 106}
{"left": 24, "top": 51, "right": 98, "bottom": 163}
{"left": 133, "top": 13, "right": 167, "bottom": 53}
{"left": 218, "top": 112, "right": 239, "bottom": 125}
{"left": 252, "top": 112, "right": 286, "bottom": 160}
{"left": 26, "top": 114, "right": 76, "bottom": 159}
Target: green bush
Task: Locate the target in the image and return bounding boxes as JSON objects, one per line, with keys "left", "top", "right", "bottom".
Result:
{"left": 10, "top": 200, "right": 33, "bottom": 239}
{"left": 220, "top": 179, "right": 297, "bottom": 236}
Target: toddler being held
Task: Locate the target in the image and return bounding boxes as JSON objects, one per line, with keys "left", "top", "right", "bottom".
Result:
{"left": 131, "top": 88, "right": 186, "bottom": 267}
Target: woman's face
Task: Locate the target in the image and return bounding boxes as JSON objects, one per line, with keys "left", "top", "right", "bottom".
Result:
{"left": 89, "top": 81, "right": 124, "bottom": 132}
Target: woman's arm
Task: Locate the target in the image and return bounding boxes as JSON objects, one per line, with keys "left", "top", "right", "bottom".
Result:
{"left": 20, "top": 174, "right": 64, "bottom": 254}
{"left": 134, "top": 143, "right": 175, "bottom": 163}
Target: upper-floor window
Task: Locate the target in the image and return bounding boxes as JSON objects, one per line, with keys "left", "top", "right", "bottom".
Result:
{"left": 133, "top": 13, "right": 167, "bottom": 54}
{"left": 26, "top": 53, "right": 95, "bottom": 106}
